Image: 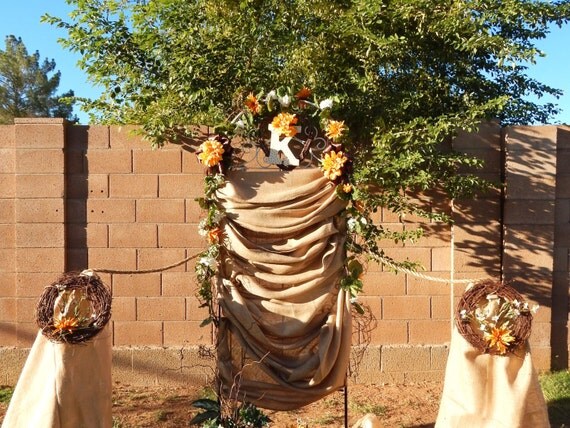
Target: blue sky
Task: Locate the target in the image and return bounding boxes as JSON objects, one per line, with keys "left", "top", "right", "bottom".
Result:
{"left": 1, "top": 1, "right": 569, "bottom": 125}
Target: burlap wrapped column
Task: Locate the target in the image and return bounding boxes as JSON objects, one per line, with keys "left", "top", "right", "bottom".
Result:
{"left": 215, "top": 168, "right": 352, "bottom": 410}
{"left": 436, "top": 328, "right": 549, "bottom": 427}
{"left": 2, "top": 328, "right": 112, "bottom": 428}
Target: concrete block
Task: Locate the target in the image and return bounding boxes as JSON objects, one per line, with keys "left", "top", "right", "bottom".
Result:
{"left": 16, "top": 174, "right": 64, "bottom": 198}
{"left": 87, "top": 149, "right": 132, "bottom": 173}
{"left": 16, "top": 149, "right": 64, "bottom": 174}
{"left": 14, "top": 118, "right": 65, "bottom": 149}
{"left": 15, "top": 199, "right": 64, "bottom": 223}
{"left": 133, "top": 149, "right": 182, "bottom": 173}
{"left": 113, "top": 321, "right": 163, "bottom": 346}
{"left": 112, "top": 273, "right": 161, "bottom": 297}
{"left": 109, "top": 174, "right": 158, "bottom": 198}
{"left": 383, "top": 296, "right": 430, "bottom": 320}
{"left": 408, "top": 320, "right": 450, "bottom": 344}
{"left": 160, "top": 174, "right": 204, "bottom": 198}
{"left": 137, "top": 297, "right": 186, "bottom": 321}
{"left": 109, "top": 223, "right": 157, "bottom": 248}
{"left": 381, "top": 345, "right": 431, "bottom": 372}
{"left": 163, "top": 321, "right": 212, "bottom": 346}
{"left": 137, "top": 199, "right": 185, "bottom": 223}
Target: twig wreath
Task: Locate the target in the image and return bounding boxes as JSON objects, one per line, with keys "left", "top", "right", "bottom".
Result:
{"left": 194, "top": 86, "right": 419, "bottom": 326}
{"left": 455, "top": 280, "right": 538, "bottom": 355}
{"left": 36, "top": 270, "right": 112, "bottom": 344}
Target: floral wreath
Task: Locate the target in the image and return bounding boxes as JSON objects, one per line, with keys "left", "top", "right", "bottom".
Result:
{"left": 194, "top": 87, "right": 403, "bottom": 325}
{"left": 456, "top": 280, "right": 538, "bottom": 355}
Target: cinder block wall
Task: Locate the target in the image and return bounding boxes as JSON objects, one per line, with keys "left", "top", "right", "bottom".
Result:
{"left": 0, "top": 119, "right": 568, "bottom": 386}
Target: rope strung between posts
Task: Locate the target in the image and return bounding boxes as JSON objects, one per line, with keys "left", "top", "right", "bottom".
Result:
{"left": 371, "top": 254, "right": 477, "bottom": 284}
{"left": 90, "top": 251, "right": 201, "bottom": 275}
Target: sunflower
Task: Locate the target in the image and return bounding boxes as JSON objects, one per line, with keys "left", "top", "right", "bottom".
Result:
{"left": 271, "top": 112, "right": 299, "bottom": 137}
{"left": 321, "top": 150, "right": 348, "bottom": 181}
{"left": 244, "top": 92, "right": 261, "bottom": 114}
{"left": 198, "top": 138, "right": 225, "bottom": 167}
{"left": 325, "top": 120, "right": 346, "bottom": 141}
{"left": 54, "top": 316, "right": 80, "bottom": 334}
{"left": 483, "top": 326, "right": 516, "bottom": 354}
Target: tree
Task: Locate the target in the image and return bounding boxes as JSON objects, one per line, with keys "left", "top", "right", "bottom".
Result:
{"left": 0, "top": 35, "right": 76, "bottom": 124}
{"left": 44, "top": 0, "right": 570, "bottom": 219}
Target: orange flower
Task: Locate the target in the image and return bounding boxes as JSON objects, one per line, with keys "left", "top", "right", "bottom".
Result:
{"left": 245, "top": 92, "right": 261, "bottom": 114}
{"left": 325, "top": 120, "right": 346, "bottom": 141}
{"left": 198, "top": 138, "right": 225, "bottom": 167}
{"left": 295, "top": 86, "right": 312, "bottom": 100}
{"left": 207, "top": 227, "right": 224, "bottom": 244}
{"left": 271, "top": 112, "right": 299, "bottom": 137}
{"left": 484, "top": 326, "right": 516, "bottom": 355}
{"left": 54, "top": 316, "right": 80, "bottom": 333}
{"left": 321, "top": 150, "right": 348, "bottom": 181}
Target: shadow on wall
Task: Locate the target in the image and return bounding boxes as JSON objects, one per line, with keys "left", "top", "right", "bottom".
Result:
{"left": 65, "top": 126, "right": 89, "bottom": 271}
{"left": 503, "top": 127, "right": 569, "bottom": 369}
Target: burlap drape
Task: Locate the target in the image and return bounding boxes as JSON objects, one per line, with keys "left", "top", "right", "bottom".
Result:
{"left": 215, "top": 168, "right": 352, "bottom": 410}
{"left": 436, "top": 328, "right": 549, "bottom": 427}
{"left": 1, "top": 328, "right": 112, "bottom": 428}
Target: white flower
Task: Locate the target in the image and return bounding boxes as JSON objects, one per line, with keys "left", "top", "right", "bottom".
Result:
{"left": 479, "top": 323, "right": 487, "bottom": 331}
{"left": 266, "top": 90, "right": 277, "bottom": 100}
{"left": 491, "top": 315, "right": 500, "bottom": 322}
{"left": 198, "top": 219, "right": 208, "bottom": 236}
{"left": 512, "top": 299, "right": 520, "bottom": 308}
{"left": 319, "top": 98, "right": 333, "bottom": 110}
{"left": 359, "top": 217, "right": 367, "bottom": 225}
{"left": 199, "top": 256, "right": 217, "bottom": 270}
{"left": 278, "top": 94, "right": 291, "bottom": 107}
{"left": 235, "top": 119, "right": 245, "bottom": 128}
{"left": 460, "top": 309, "right": 468, "bottom": 320}
{"left": 347, "top": 218, "right": 357, "bottom": 231}
{"left": 211, "top": 210, "right": 224, "bottom": 224}
{"left": 531, "top": 304, "right": 539, "bottom": 314}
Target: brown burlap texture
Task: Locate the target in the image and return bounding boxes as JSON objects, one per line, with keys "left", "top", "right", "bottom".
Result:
{"left": 435, "top": 327, "right": 549, "bottom": 427}
{"left": 215, "top": 168, "right": 352, "bottom": 410}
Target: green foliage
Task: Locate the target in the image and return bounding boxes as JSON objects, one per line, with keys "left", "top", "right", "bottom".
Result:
{"left": 0, "top": 35, "right": 77, "bottom": 124}
{"left": 189, "top": 398, "right": 271, "bottom": 428}
{"left": 540, "top": 370, "right": 570, "bottom": 425}
{"left": 0, "top": 385, "right": 13, "bottom": 404}
{"left": 44, "top": 0, "right": 570, "bottom": 206}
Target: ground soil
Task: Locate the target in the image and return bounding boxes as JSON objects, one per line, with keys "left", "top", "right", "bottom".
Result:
{"left": 0, "top": 380, "right": 442, "bottom": 427}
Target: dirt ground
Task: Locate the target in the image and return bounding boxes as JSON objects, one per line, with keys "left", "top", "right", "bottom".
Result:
{"left": 0, "top": 380, "right": 442, "bottom": 427}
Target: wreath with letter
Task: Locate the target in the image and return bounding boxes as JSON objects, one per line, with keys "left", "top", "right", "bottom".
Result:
{"left": 194, "top": 87, "right": 414, "bottom": 325}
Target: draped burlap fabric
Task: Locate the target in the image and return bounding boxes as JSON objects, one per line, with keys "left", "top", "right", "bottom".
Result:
{"left": 436, "top": 328, "right": 549, "bottom": 427}
{"left": 215, "top": 168, "right": 352, "bottom": 410}
{"left": 2, "top": 328, "right": 112, "bottom": 427}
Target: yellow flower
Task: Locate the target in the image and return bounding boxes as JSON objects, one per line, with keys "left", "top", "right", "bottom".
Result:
{"left": 245, "top": 92, "right": 261, "bottom": 114}
{"left": 295, "top": 86, "right": 312, "bottom": 100}
{"left": 198, "top": 138, "right": 225, "bottom": 167}
{"left": 271, "top": 112, "right": 298, "bottom": 137}
{"left": 321, "top": 150, "right": 348, "bottom": 181}
{"left": 325, "top": 120, "right": 346, "bottom": 141}
{"left": 484, "top": 326, "right": 516, "bottom": 355}
{"left": 54, "top": 316, "right": 80, "bottom": 334}
{"left": 342, "top": 183, "right": 353, "bottom": 193}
